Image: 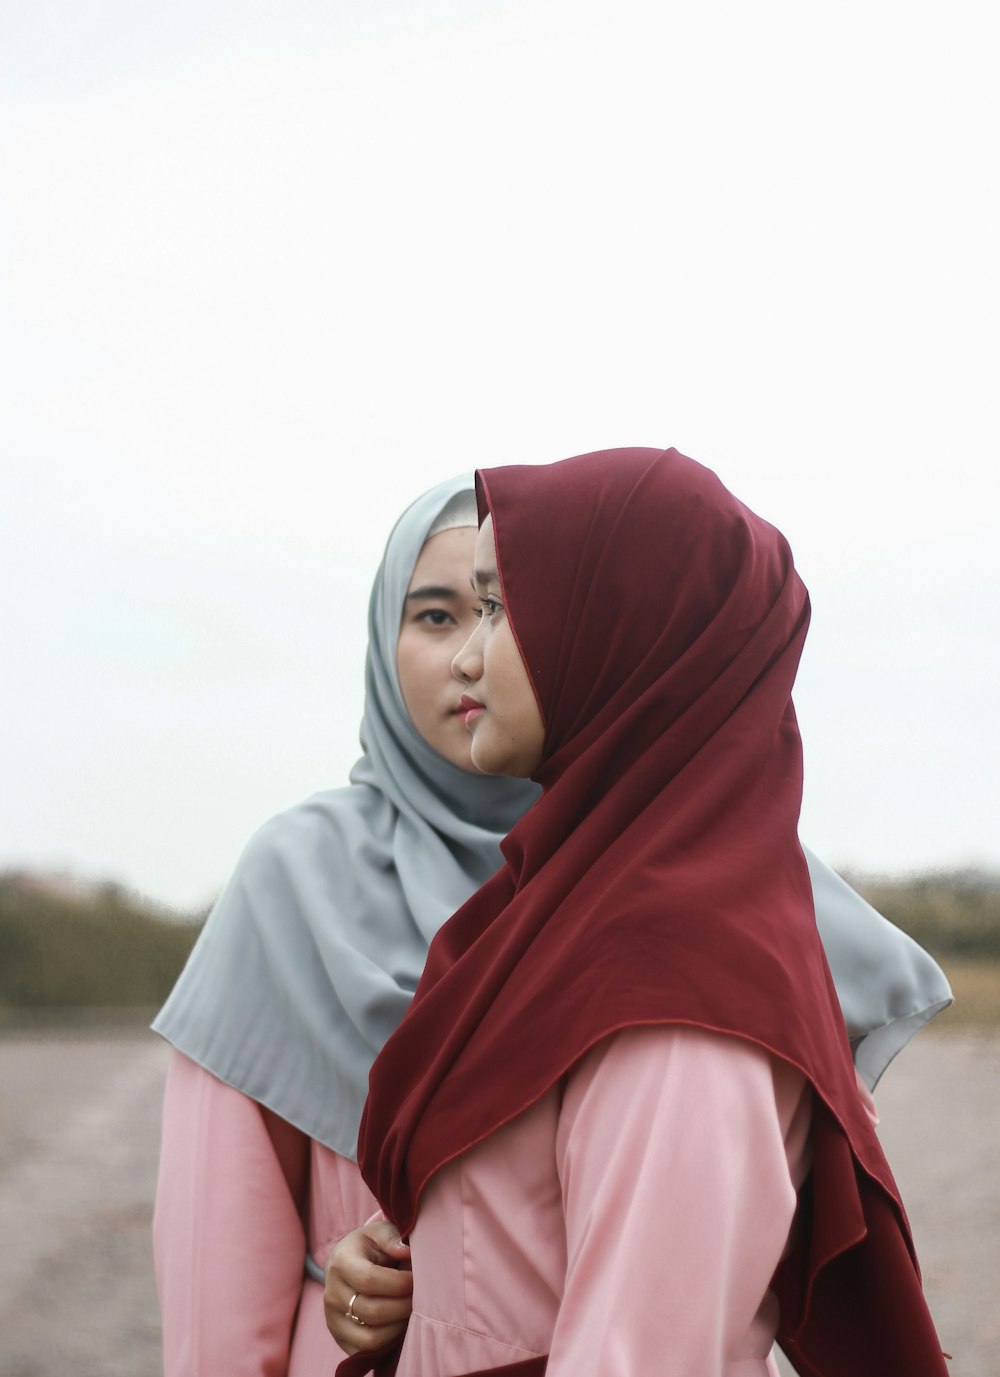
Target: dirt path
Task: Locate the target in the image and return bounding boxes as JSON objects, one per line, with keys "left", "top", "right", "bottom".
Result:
{"left": 1, "top": 1028, "right": 996, "bottom": 1375}
{"left": 0, "top": 1031, "right": 169, "bottom": 1377}
{"left": 872, "top": 1030, "right": 1000, "bottom": 1370}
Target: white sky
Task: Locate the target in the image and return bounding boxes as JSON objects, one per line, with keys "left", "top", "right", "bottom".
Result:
{"left": 1, "top": 0, "right": 997, "bottom": 911}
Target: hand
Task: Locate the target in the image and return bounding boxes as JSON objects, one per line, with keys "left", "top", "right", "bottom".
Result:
{"left": 324, "top": 1220, "right": 413, "bottom": 1355}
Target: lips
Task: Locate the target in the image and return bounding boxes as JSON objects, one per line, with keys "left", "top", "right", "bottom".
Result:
{"left": 459, "top": 694, "right": 486, "bottom": 727}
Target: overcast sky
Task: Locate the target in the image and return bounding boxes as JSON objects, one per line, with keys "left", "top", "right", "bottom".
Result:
{"left": 2, "top": 0, "right": 997, "bottom": 911}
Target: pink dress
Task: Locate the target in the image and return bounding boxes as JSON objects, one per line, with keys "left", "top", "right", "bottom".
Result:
{"left": 394, "top": 1025, "right": 814, "bottom": 1377}
{"left": 154, "top": 1050, "right": 377, "bottom": 1375}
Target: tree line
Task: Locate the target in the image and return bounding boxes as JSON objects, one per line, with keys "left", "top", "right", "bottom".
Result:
{"left": 1, "top": 866, "right": 997, "bottom": 1018}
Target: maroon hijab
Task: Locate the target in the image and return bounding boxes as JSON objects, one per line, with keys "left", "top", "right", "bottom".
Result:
{"left": 352, "top": 448, "right": 946, "bottom": 1377}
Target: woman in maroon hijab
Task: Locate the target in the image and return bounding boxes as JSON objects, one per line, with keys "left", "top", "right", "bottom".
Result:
{"left": 338, "top": 448, "right": 948, "bottom": 1377}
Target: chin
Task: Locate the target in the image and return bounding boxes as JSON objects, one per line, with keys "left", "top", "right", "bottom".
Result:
{"left": 470, "top": 743, "right": 516, "bottom": 778}
{"left": 473, "top": 743, "right": 542, "bottom": 779}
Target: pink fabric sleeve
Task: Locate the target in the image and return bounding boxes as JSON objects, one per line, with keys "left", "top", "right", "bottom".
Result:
{"left": 854, "top": 1066, "right": 880, "bottom": 1126}
{"left": 153, "top": 1050, "right": 310, "bottom": 1377}
{"left": 549, "top": 1025, "right": 811, "bottom": 1377}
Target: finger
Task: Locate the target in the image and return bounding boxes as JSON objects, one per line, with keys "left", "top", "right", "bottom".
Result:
{"left": 321, "top": 1283, "right": 411, "bottom": 1330}
{"left": 323, "top": 1292, "right": 412, "bottom": 1358}
{"left": 333, "top": 1318, "right": 408, "bottom": 1357}
{"left": 346, "top": 1293, "right": 413, "bottom": 1329}
{"left": 323, "top": 1291, "right": 409, "bottom": 1356}
{"left": 360, "top": 1258, "right": 415, "bottom": 1296}
{"left": 365, "top": 1220, "right": 410, "bottom": 1257}
{"left": 329, "top": 1221, "right": 403, "bottom": 1266}
{"left": 332, "top": 1254, "right": 415, "bottom": 1298}
{"left": 360, "top": 1233, "right": 411, "bottom": 1272}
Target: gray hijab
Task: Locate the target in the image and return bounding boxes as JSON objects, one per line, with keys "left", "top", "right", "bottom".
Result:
{"left": 804, "top": 846, "right": 951, "bottom": 1087}
{"left": 154, "top": 476, "right": 951, "bottom": 1159}
{"left": 153, "top": 475, "right": 539, "bottom": 1157}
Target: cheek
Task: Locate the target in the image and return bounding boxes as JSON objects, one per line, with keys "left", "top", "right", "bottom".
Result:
{"left": 400, "top": 629, "right": 470, "bottom": 704}
{"left": 396, "top": 634, "right": 433, "bottom": 712}
{"left": 395, "top": 635, "right": 414, "bottom": 685}
{"left": 495, "top": 634, "right": 542, "bottom": 734}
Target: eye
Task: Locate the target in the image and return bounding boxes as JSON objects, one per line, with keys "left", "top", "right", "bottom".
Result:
{"left": 416, "top": 608, "right": 455, "bottom": 627}
{"left": 476, "top": 596, "right": 502, "bottom": 620}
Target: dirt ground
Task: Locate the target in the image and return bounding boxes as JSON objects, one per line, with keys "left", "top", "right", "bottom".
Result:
{"left": 0, "top": 1026, "right": 995, "bottom": 1376}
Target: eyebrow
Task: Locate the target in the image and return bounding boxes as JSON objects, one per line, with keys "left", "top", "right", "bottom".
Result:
{"left": 471, "top": 568, "right": 499, "bottom": 590}
{"left": 405, "top": 584, "right": 462, "bottom": 601}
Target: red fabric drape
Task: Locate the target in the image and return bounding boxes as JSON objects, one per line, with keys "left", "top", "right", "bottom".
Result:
{"left": 348, "top": 448, "right": 947, "bottom": 1377}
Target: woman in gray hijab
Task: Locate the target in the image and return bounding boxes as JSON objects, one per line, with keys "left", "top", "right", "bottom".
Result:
{"left": 152, "top": 476, "right": 951, "bottom": 1375}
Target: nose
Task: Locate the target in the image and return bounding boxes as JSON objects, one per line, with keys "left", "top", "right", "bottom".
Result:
{"left": 452, "top": 620, "right": 483, "bottom": 684}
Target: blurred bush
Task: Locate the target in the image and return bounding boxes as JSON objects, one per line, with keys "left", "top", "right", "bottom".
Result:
{"left": 1, "top": 866, "right": 996, "bottom": 1016}
{"left": 0, "top": 872, "right": 204, "bottom": 1012}
{"left": 851, "top": 869, "right": 1000, "bottom": 963}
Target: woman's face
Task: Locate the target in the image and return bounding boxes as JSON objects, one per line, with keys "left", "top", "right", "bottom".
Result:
{"left": 451, "top": 514, "right": 546, "bottom": 778}
{"left": 397, "top": 526, "right": 482, "bottom": 771}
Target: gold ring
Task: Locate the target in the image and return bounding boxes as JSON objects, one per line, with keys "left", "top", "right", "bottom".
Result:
{"left": 346, "top": 1292, "right": 367, "bottom": 1326}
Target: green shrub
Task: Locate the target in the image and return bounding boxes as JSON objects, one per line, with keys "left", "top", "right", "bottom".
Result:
{"left": 852, "top": 870, "right": 1000, "bottom": 962}
{"left": 0, "top": 874, "right": 204, "bottom": 1010}
{"left": 2, "top": 865, "right": 996, "bottom": 1012}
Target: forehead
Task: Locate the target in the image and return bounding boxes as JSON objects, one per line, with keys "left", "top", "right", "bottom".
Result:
{"left": 408, "top": 525, "right": 477, "bottom": 588}
{"left": 474, "top": 514, "right": 498, "bottom": 573}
